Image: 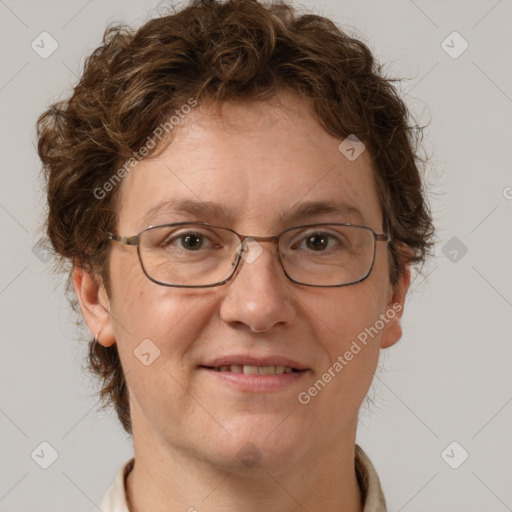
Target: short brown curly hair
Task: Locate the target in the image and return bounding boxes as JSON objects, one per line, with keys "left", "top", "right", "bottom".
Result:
{"left": 36, "top": 0, "right": 435, "bottom": 435}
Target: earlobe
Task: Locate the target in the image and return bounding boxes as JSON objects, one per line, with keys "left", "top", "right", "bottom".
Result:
{"left": 72, "top": 265, "right": 116, "bottom": 347}
{"left": 380, "top": 262, "right": 411, "bottom": 349}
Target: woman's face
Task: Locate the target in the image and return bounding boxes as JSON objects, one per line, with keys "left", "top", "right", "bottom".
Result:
{"left": 79, "top": 90, "right": 408, "bottom": 472}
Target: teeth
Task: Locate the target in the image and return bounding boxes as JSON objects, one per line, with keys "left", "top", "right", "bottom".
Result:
{"left": 214, "top": 365, "right": 298, "bottom": 375}
{"left": 258, "top": 366, "right": 275, "bottom": 375}
{"left": 243, "top": 365, "right": 259, "bottom": 375}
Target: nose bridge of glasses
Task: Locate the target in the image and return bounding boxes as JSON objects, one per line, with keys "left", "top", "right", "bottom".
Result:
{"left": 239, "top": 234, "right": 279, "bottom": 243}
{"left": 234, "top": 234, "right": 282, "bottom": 269}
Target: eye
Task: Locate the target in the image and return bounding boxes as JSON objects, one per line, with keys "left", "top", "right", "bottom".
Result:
{"left": 163, "top": 231, "right": 215, "bottom": 251}
{"left": 292, "top": 230, "right": 344, "bottom": 252}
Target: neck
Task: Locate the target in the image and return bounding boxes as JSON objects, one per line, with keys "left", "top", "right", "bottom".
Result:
{"left": 125, "top": 418, "right": 363, "bottom": 512}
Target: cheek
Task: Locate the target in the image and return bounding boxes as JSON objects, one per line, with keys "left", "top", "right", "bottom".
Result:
{"left": 309, "top": 281, "right": 386, "bottom": 355}
{"left": 109, "top": 253, "right": 212, "bottom": 365}
{"left": 299, "top": 286, "right": 385, "bottom": 426}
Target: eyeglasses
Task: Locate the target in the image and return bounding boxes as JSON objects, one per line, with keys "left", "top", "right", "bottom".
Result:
{"left": 106, "top": 221, "right": 391, "bottom": 288}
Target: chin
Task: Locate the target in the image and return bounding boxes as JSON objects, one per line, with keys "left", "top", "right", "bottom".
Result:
{"left": 200, "top": 416, "right": 310, "bottom": 472}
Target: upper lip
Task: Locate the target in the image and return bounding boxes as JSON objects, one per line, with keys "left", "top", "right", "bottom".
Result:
{"left": 201, "top": 355, "right": 309, "bottom": 370}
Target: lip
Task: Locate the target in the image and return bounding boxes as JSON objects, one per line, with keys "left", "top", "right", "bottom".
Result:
{"left": 198, "top": 366, "right": 310, "bottom": 392}
{"left": 201, "top": 355, "right": 308, "bottom": 370}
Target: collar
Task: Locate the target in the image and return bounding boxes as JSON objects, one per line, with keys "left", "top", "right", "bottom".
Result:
{"left": 99, "top": 444, "right": 387, "bottom": 511}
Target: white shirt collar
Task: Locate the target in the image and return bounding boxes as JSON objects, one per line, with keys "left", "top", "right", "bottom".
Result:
{"left": 99, "top": 444, "right": 387, "bottom": 511}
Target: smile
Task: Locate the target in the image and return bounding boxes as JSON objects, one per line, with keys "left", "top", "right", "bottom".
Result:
{"left": 199, "top": 365, "right": 309, "bottom": 392}
{"left": 204, "top": 364, "right": 303, "bottom": 375}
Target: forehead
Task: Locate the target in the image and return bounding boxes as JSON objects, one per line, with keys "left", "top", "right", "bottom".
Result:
{"left": 116, "top": 91, "right": 382, "bottom": 233}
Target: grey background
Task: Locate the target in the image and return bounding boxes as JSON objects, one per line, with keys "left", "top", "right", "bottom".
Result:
{"left": 1, "top": 0, "right": 511, "bottom": 510}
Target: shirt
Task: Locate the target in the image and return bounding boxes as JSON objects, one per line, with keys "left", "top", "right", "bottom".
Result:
{"left": 98, "top": 443, "right": 387, "bottom": 511}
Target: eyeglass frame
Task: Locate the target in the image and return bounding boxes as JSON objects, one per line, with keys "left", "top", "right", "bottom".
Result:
{"left": 105, "top": 219, "right": 391, "bottom": 288}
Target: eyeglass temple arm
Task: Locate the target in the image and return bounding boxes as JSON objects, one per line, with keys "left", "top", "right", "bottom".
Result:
{"left": 106, "top": 231, "right": 139, "bottom": 246}
{"left": 376, "top": 233, "right": 391, "bottom": 242}
{"left": 380, "top": 216, "right": 392, "bottom": 242}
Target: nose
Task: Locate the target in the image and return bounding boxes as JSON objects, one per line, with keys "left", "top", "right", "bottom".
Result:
{"left": 219, "top": 238, "right": 297, "bottom": 332}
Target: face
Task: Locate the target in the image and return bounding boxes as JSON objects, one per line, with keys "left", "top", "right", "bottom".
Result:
{"left": 75, "top": 90, "right": 409, "bottom": 473}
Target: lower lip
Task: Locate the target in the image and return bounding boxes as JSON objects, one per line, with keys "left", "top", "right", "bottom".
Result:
{"left": 199, "top": 367, "right": 309, "bottom": 392}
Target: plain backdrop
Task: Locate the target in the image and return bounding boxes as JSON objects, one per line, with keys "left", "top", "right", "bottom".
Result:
{"left": 1, "top": 0, "right": 511, "bottom": 511}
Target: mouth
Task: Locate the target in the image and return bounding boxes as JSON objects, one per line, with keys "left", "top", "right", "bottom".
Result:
{"left": 201, "top": 364, "right": 306, "bottom": 375}
{"left": 198, "top": 359, "right": 310, "bottom": 392}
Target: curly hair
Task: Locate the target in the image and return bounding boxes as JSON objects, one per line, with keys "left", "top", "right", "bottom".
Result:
{"left": 36, "top": 0, "right": 435, "bottom": 435}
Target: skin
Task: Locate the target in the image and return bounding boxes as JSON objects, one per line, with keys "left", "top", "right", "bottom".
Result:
{"left": 74, "top": 90, "right": 410, "bottom": 512}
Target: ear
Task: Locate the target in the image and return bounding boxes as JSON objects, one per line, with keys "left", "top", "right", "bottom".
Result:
{"left": 72, "top": 265, "right": 116, "bottom": 347}
{"left": 379, "top": 260, "right": 411, "bottom": 349}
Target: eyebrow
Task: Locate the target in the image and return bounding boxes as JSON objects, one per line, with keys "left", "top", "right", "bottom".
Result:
{"left": 141, "top": 198, "right": 366, "bottom": 228}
